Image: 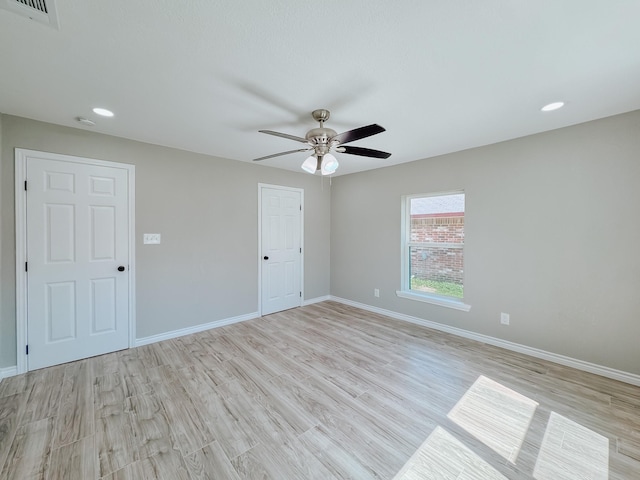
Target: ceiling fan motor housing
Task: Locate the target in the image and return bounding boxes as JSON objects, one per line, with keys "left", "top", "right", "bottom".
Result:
{"left": 306, "top": 127, "right": 338, "bottom": 145}
{"left": 307, "top": 110, "right": 338, "bottom": 157}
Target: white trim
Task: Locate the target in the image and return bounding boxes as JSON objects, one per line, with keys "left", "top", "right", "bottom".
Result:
{"left": 0, "top": 366, "right": 18, "bottom": 380}
{"left": 127, "top": 166, "right": 137, "bottom": 349}
{"left": 14, "top": 148, "right": 136, "bottom": 374}
{"left": 396, "top": 290, "right": 471, "bottom": 311}
{"left": 303, "top": 295, "right": 331, "bottom": 306}
{"left": 135, "top": 311, "right": 259, "bottom": 347}
{"left": 330, "top": 296, "right": 640, "bottom": 387}
{"left": 15, "top": 153, "right": 28, "bottom": 374}
{"left": 257, "top": 183, "right": 304, "bottom": 316}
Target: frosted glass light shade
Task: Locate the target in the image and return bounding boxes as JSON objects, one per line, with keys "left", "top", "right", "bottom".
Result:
{"left": 301, "top": 155, "right": 317, "bottom": 173}
{"left": 321, "top": 153, "right": 339, "bottom": 175}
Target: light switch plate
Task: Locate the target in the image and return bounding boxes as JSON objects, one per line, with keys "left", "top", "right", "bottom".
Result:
{"left": 143, "top": 233, "right": 161, "bottom": 244}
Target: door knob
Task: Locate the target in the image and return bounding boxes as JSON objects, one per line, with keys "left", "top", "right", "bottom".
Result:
{"left": 263, "top": 256, "right": 269, "bottom": 260}
{"left": 117, "top": 266, "right": 126, "bottom": 272}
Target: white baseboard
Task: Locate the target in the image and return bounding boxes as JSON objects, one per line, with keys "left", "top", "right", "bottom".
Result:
{"left": 303, "top": 295, "right": 331, "bottom": 306}
{"left": 135, "top": 311, "right": 260, "bottom": 347}
{"left": 0, "top": 366, "right": 18, "bottom": 380}
{"left": 330, "top": 296, "right": 640, "bottom": 387}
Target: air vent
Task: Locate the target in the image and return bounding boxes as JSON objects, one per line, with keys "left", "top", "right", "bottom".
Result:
{"left": 0, "top": 0, "right": 59, "bottom": 28}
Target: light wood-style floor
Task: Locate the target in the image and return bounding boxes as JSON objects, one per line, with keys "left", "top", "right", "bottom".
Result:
{"left": 0, "top": 301, "right": 639, "bottom": 479}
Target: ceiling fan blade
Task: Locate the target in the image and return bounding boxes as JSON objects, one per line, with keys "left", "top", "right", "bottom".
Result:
{"left": 341, "top": 146, "right": 392, "bottom": 159}
{"left": 253, "top": 148, "right": 311, "bottom": 161}
{"left": 259, "top": 130, "right": 308, "bottom": 143}
{"left": 332, "top": 124, "right": 385, "bottom": 145}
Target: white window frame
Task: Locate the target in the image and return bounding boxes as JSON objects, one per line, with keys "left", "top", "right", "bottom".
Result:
{"left": 396, "top": 191, "right": 471, "bottom": 312}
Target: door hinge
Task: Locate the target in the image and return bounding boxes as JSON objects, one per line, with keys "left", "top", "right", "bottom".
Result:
{"left": 299, "top": 247, "right": 302, "bottom": 253}
{"left": 24, "top": 180, "right": 27, "bottom": 191}
{"left": 25, "top": 261, "right": 28, "bottom": 272}
{"left": 26, "top": 345, "right": 29, "bottom": 355}
{"left": 300, "top": 205, "right": 302, "bottom": 211}
{"left": 299, "top": 291, "right": 302, "bottom": 297}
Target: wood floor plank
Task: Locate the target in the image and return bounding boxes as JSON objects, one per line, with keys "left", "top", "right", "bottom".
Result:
{"left": 136, "top": 343, "right": 168, "bottom": 371}
{"left": 197, "top": 334, "right": 245, "bottom": 362}
{"left": 126, "top": 392, "right": 172, "bottom": 460}
{"left": 46, "top": 434, "right": 96, "bottom": 480}
{"left": 184, "top": 441, "right": 241, "bottom": 480}
{"left": 93, "top": 370, "right": 139, "bottom": 477}
{"left": 102, "top": 447, "right": 191, "bottom": 480}
{"left": 0, "top": 392, "right": 27, "bottom": 473}
{"left": 177, "top": 373, "right": 259, "bottom": 459}
{"left": 172, "top": 336, "right": 227, "bottom": 371}
{"left": 88, "top": 351, "right": 120, "bottom": 378}
{"left": 0, "top": 417, "right": 54, "bottom": 479}
{"left": 152, "top": 376, "right": 215, "bottom": 457}
{"left": 53, "top": 360, "right": 94, "bottom": 449}
{"left": 230, "top": 442, "right": 302, "bottom": 480}
{"left": 0, "top": 372, "right": 29, "bottom": 398}
{"left": 1, "top": 301, "right": 638, "bottom": 479}
{"left": 394, "top": 426, "right": 508, "bottom": 480}
{"left": 224, "top": 356, "right": 320, "bottom": 435}
{"left": 145, "top": 364, "right": 183, "bottom": 386}
{"left": 231, "top": 437, "right": 340, "bottom": 480}
{"left": 115, "top": 349, "right": 152, "bottom": 398}
{"left": 94, "top": 373, "right": 126, "bottom": 419}
{"left": 20, "top": 365, "right": 65, "bottom": 426}
{"left": 617, "top": 437, "right": 640, "bottom": 462}
{"left": 94, "top": 404, "right": 138, "bottom": 477}
{"left": 297, "top": 424, "right": 379, "bottom": 480}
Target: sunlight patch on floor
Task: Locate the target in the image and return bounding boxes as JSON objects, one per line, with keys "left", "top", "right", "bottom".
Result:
{"left": 393, "top": 426, "right": 507, "bottom": 479}
{"left": 533, "top": 412, "right": 609, "bottom": 480}
{"left": 447, "top": 375, "right": 538, "bottom": 463}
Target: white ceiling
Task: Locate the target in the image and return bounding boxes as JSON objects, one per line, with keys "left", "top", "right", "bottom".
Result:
{"left": 1, "top": 1, "right": 639, "bottom": 176}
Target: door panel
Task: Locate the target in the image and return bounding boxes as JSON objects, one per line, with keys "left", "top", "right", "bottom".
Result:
{"left": 26, "top": 155, "right": 130, "bottom": 370}
{"left": 91, "top": 278, "right": 117, "bottom": 333}
{"left": 46, "top": 204, "right": 75, "bottom": 262}
{"left": 90, "top": 206, "right": 116, "bottom": 260}
{"left": 46, "top": 281, "right": 76, "bottom": 342}
{"left": 261, "top": 187, "right": 302, "bottom": 315}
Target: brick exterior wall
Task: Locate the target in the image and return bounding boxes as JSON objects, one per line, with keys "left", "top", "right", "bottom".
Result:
{"left": 410, "top": 214, "right": 464, "bottom": 284}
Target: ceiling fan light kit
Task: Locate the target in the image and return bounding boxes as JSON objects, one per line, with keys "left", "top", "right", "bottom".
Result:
{"left": 320, "top": 153, "right": 339, "bottom": 175}
{"left": 254, "top": 109, "right": 391, "bottom": 175}
{"left": 301, "top": 155, "right": 317, "bottom": 173}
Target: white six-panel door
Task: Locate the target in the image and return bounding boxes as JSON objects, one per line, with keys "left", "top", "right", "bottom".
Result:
{"left": 22, "top": 152, "right": 132, "bottom": 370}
{"left": 260, "top": 186, "right": 302, "bottom": 315}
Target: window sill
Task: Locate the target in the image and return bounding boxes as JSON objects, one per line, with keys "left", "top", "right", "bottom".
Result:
{"left": 395, "top": 290, "right": 471, "bottom": 312}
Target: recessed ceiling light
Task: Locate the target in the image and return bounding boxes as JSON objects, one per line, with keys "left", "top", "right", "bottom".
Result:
{"left": 75, "top": 117, "right": 96, "bottom": 127}
{"left": 92, "top": 107, "right": 114, "bottom": 117}
{"left": 541, "top": 102, "right": 564, "bottom": 112}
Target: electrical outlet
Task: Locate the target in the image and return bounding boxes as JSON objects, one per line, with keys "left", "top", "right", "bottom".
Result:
{"left": 500, "top": 312, "right": 510, "bottom": 325}
{"left": 374, "top": 288, "right": 380, "bottom": 298}
{"left": 143, "top": 233, "right": 161, "bottom": 244}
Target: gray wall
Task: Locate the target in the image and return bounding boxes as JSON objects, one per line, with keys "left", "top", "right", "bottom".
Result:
{"left": 0, "top": 114, "right": 331, "bottom": 368}
{"left": 331, "top": 110, "right": 640, "bottom": 375}
{"left": 3, "top": 111, "right": 639, "bottom": 376}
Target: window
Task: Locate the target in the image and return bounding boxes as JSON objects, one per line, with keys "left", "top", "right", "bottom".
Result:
{"left": 397, "top": 192, "right": 470, "bottom": 311}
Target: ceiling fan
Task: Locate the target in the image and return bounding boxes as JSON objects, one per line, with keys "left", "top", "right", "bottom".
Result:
{"left": 253, "top": 109, "right": 391, "bottom": 175}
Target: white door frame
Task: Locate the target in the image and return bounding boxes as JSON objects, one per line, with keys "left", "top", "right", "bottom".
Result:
{"left": 257, "top": 183, "right": 304, "bottom": 316}
{"left": 14, "top": 148, "right": 136, "bottom": 374}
